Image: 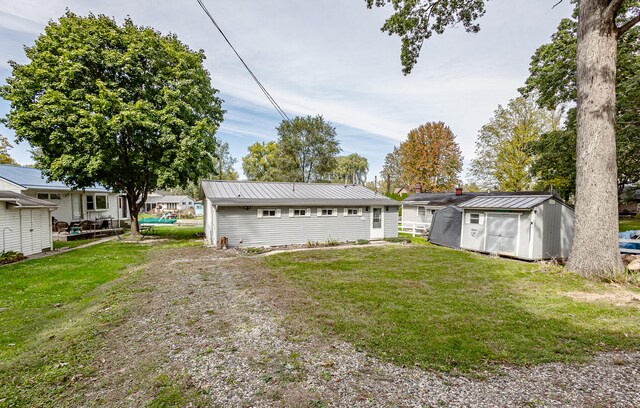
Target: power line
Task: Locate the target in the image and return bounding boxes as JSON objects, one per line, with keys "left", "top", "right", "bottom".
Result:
{"left": 195, "top": 0, "right": 290, "bottom": 121}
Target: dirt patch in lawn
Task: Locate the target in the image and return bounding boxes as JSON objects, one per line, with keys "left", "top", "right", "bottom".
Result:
{"left": 565, "top": 285, "right": 640, "bottom": 309}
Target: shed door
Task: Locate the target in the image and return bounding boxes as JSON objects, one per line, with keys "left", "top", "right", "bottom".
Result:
{"left": 486, "top": 214, "right": 519, "bottom": 256}
{"left": 20, "top": 209, "right": 34, "bottom": 256}
{"left": 370, "top": 207, "right": 384, "bottom": 239}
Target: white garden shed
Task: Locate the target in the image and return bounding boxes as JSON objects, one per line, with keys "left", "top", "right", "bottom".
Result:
{"left": 0, "top": 191, "right": 58, "bottom": 256}
{"left": 458, "top": 195, "right": 574, "bottom": 261}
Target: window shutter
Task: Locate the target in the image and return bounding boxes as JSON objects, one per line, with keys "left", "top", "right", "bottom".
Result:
{"left": 289, "top": 209, "right": 294, "bottom": 217}
{"left": 276, "top": 209, "right": 281, "bottom": 218}
{"left": 479, "top": 214, "right": 485, "bottom": 225}
{"left": 464, "top": 213, "right": 469, "bottom": 224}
{"left": 306, "top": 208, "right": 311, "bottom": 217}
{"left": 333, "top": 208, "right": 338, "bottom": 217}
{"left": 343, "top": 208, "right": 348, "bottom": 216}
{"left": 317, "top": 208, "right": 322, "bottom": 217}
{"left": 358, "top": 208, "right": 363, "bottom": 216}
{"left": 257, "top": 209, "right": 263, "bottom": 218}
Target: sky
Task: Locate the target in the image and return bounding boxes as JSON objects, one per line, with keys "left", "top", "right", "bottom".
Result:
{"left": 0, "top": 0, "right": 573, "bottom": 182}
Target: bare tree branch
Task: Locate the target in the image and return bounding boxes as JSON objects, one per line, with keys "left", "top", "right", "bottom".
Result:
{"left": 604, "top": 0, "right": 626, "bottom": 22}
{"left": 552, "top": 0, "right": 564, "bottom": 9}
{"left": 617, "top": 12, "right": 640, "bottom": 37}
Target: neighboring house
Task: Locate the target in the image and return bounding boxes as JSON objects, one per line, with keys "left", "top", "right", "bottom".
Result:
{"left": 0, "top": 191, "right": 57, "bottom": 256}
{"left": 201, "top": 180, "right": 398, "bottom": 247}
{"left": 401, "top": 188, "right": 489, "bottom": 233}
{"left": 0, "top": 164, "right": 129, "bottom": 225}
{"left": 143, "top": 195, "right": 195, "bottom": 213}
{"left": 457, "top": 195, "right": 574, "bottom": 261}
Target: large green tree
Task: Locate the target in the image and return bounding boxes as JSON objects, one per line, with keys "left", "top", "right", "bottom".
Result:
{"left": 242, "top": 141, "right": 282, "bottom": 181}
{"left": 365, "top": 0, "right": 640, "bottom": 275}
{"left": 211, "top": 140, "right": 239, "bottom": 180}
{"left": 523, "top": 5, "right": 640, "bottom": 196}
{"left": 0, "top": 12, "right": 223, "bottom": 234}
{"left": 470, "top": 96, "right": 559, "bottom": 191}
{"left": 276, "top": 115, "right": 341, "bottom": 182}
{"left": 0, "top": 135, "right": 16, "bottom": 165}
{"left": 331, "top": 153, "right": 369, "bottom": 185}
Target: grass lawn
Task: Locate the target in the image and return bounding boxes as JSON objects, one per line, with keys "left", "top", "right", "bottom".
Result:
{"left": 265, "top": 245, "right": 640, "bottom": 373}
{"left": 52, "top": 237, "right": 101, "bottom": 250}
{"left": 0, "top": 242, "right": 151, "bottom": 405}
{"left": 619, "top": 218, "right": 640, "bottom": 232}
{"left": 146, "top": 225, "right": 203, "bottom": 240}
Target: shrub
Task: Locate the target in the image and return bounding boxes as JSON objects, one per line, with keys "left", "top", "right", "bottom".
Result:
{"left": 356, "top": 239, "right": 369, "bottom": 245}
{"left": 0, "top": 250, "right": 26, "bottom": 265}
{"left": 384, "top": 237, "right": 412, "bottom": 244}
{"left": 325, "top": 239, "right": 341, "bottom": 247}
{"left": 244, "top": 247, "right": 269, "bottom": 254}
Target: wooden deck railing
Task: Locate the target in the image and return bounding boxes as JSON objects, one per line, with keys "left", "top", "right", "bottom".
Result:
{"left": 398, "top": 221, "right": 429, "bottom": 237}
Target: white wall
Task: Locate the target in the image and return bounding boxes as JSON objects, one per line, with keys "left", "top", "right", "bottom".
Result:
{"left": 23, "top": 189, "right": 125, "bottom": 222}
{"left": 0, "top": 203, "right": 53, "bottom": 256}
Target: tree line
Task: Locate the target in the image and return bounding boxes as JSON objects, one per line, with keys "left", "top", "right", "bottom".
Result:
{"left": 242, "top": 115, "right": 369, "bottom": 184}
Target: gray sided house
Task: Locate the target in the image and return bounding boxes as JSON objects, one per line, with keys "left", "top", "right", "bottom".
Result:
{"left": 458, "top": 195, "right": 574, "bottom": 261}
{"left": 201, "top": 181, "right": 398, "bottom": 247}
{"left": 0, "top": 191, "right": 57, "bottom": 256}
{"left": 0, "top": 165, "right": 129, "bottom": 225}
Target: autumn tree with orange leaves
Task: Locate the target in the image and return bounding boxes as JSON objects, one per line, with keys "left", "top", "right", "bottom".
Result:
{"left": 398, "top": 122, "right": 462, "bottom": 192}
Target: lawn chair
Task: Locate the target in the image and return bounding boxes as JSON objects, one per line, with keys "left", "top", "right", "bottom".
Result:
{"left": 55, "top": 221, "right": 69, "bottom": 234}
{"left": 79, "top": 220, "right": 92, "bottom": 231}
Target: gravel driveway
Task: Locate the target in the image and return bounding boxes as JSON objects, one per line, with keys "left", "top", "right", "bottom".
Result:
{"left": 78, "top": 246, "right": 640, "bottom": 407}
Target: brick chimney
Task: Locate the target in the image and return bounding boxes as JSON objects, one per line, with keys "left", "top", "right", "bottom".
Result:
{"left": 414, "top": 183, "right": 422, "bottom": 194}
{"left": 455, "top": 187, "right": 463, "bottom": 196}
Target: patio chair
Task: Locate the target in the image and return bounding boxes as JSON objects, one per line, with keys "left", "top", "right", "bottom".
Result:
{"left": 79, "top": 220, "right": 92, "bottom": 231}
{"left": 55, "top": 221, "right": 70, "bottom": 234}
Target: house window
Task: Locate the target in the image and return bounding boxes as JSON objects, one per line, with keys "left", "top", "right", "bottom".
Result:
{"left": 344, "top": 208, "right": 362, "bottom": 216}
{"left": 321, "top": 209, "right": 333, "bottom": 216}
{"left": 87, "top": 194, "right": 109, "bottom": 211}
{"left": 294, "top": 209, "right": 306, "bottom": 216}
{"left": 258, "top": 208, "right": 281, "bottom": 218}
{"left": 418, "top": 206, "right": 426, "bottom": 217}
{"left": 37, "top": 193, "right": 62, "bottom": 200}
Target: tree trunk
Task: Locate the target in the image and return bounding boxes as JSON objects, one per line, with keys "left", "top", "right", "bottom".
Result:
{"left": 566, "top": 0, "right": 622, "bottom": 275}
{"left": 125, "top": 193, "right": 141, "bottom": 236}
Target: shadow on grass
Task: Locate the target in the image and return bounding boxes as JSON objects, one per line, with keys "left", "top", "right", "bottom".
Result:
{"left": 264, "top": 245, "right": 640, "bottom": 373}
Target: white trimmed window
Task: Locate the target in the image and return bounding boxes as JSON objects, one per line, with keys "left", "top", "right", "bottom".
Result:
{"left": 418, "top": 206, "right": 426, "bottom": 217}
{"left": 289, "top": 208, "right": 311, "bottom": 217}
{"left": 37, "top": 193, "right": 62, "bottom": 200}
{"left": 466, "top": 213, "right": 484, "bottom": 225}
{"left": 317, "top": 208, "right": 338, "bottom": 217}
{"left": 87, "top": 194, "right": 109, "bottom": 211}
{"left": 257, "top": 208, "right": 281, "bottom": 218}
{"left": 343, "top": 208, "right": 363, "bottom": 216}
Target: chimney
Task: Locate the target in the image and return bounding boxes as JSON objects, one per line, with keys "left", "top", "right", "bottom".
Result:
{"left": 455, "top": 187, "right": 463, "bottom": 196}
{"left": 414, "top": 183, "right": 422, "bottom": 194}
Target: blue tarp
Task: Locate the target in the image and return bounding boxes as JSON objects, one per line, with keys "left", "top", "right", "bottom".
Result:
{"left": 619, "top": 230, "right": 640, "bottom": 251}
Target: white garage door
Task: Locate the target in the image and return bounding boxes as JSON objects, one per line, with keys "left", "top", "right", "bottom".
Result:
{"left": 486, "top": 214, "right": 519, "bottom": 256}
{"left": 20, "top": 209, "right": 34, "bottom": 256}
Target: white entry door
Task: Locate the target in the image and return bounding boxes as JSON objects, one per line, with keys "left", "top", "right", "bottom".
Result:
{"left": 486, "top": 214, "right": 519, "bottom": 256}
{"left": 20, "top": 209, "right": 34, "bottom": 255}
{"left": 370, "top": 207, "right": 384, "bottom": 240}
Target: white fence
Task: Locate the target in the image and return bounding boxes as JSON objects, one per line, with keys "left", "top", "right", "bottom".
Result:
{"left": 398, "top": 221, "right": 429, "bottom": 237}
{"left": 620, "top": 238, "right": 640, "bottom": 254}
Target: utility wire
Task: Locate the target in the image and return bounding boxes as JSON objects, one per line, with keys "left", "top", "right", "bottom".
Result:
{"left": 195, "top": 0, "right": 290, "bottom": 121}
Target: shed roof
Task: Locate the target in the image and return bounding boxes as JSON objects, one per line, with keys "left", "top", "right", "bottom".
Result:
{"left": 403, "top": 191, "right": 554, "bottom": 207}
{"left": 201, "top": 180, "right": 395, "bottom": 206}
{"left": 458, "top": 195, "right": 555, "bottom": 210}
{"left": 0, "top": 164, "right": 110, "bottom": 192}
{"left": 0, "top": 190, "right": 58, "bottom": 208}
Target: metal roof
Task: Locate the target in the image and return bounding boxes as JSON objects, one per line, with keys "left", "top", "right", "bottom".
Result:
{"left": 0, "top": 164, "right": 110, "bottom": 192}
{"left": 145, "top": 195, "right": 193, "bottom": 204}
{"left": 0, "top": 190, "right": 58, "bottom": 208}
{"left": 201, "top": 180, "right": 396, "bottom": 206}
{"left": 458, "top": 195, "right": 554, "bottom": 210}
{"left": 403, "top": 191, "right": 554, "bottom": 207}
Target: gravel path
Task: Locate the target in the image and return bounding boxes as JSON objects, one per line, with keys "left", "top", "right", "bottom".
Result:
{"left": 80, "top": 246, "right": 640, "bottom": 407}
